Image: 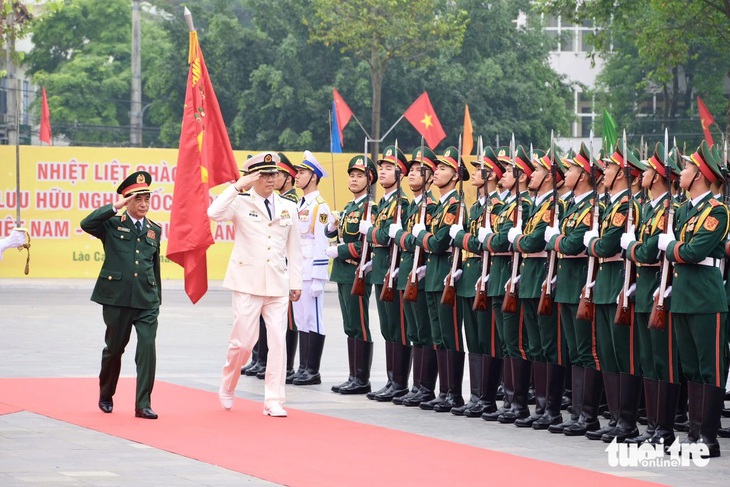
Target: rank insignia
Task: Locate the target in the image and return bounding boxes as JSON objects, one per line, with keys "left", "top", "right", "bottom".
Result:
{"left": 444, "top": 213, "right": 456, "bottom": 225}
{"left": 249, "top": 211, "right": 260, "bottom": 218}
{"left": 147, "top": 230, "right": 156, "bottom": 239}
{"left": 704, "top": 216, "right": 719, "bottom": 232}
{"left": 612, "top": 213, "right": 626, "bottom": 227}
{"left": 319, "top": 213, "right": 328, "bottom": 224}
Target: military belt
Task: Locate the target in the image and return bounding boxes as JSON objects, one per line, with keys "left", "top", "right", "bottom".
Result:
{"left": 523, "top": 251, "right": 547, "bottom": 258}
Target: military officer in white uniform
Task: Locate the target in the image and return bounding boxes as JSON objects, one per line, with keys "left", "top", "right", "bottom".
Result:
{"left": 291, "top": 150, "right": 331, "bottom": 386}
{"left": 208, "top": 152, "right": 303, "bottom": 417}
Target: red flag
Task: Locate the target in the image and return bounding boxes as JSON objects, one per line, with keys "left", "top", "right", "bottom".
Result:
{"left": 166, "top": 31, "right": 240, "bottom": 304}
{"left": 697, "top": 96, "right": 715, "bottom": 146}
{"left": 462, "top": 104, "right": 473, "bottom": 156}
{"left": 39, "top": 87, "right": 51, "bottom": 145}
{"left": 333, "top": 88, "right": 353, "bottom": 146}
{"left": 404, "top": 91, "right": 446, "bottom": 149}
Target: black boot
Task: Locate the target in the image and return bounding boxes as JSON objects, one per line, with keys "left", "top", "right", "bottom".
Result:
{"left": 420, "top": 349, "right": 448, "bottom": 410}
{"left": 452, "top": 352, "right": 482, "bottom": 416}
{"left": 697, "top": 383, "right": 723, "bottom": 458}
{"left": 367, "top": 341, "right": 393, "bottom": 400}
{"left": 564, "top": 367, "right": 602, "bottom": 436}
{"left": 434, "top": 349, "right": 465, "bottom": 412}
{"left": 499, "top": 357, "right": 531, "bottom": 423}
{"left": 285, "top": 328, "right": 298, "bottom": 384}
{"left": 627, "top": 378, "right": 658, "bottom": 444}
{"left": 340, "top": 339, "right": 373, "bottom": 395}
{"left": 648, "top": 380, "right": 679, "bottom": 446}
{"left": 254, "top": 319, "right": 269, "bottom": 379}
{"left": 332, "top": 337, "right": 356, "bottom": 393}
{"left": 290, "top": 331, "right": 310, "bottom": 383}
{"left": 292, "top": 332, "right": 324, "bottom": 385}
{"left": 241, "top": 340, "right": 259, "bottom": 375}
{"left": 603, "top": 373, "right": 641, "bottom": 443}
{"left": 516, "top": 361, "right": 547, "bottom": 427}
{"left": 465, "top": 355, "right": 502, "bottom": 417}
{"left": 394, "top": 346, "right": 422, "bottom": 405}
{"left": 681, "top": 381, "right": 703, "bottom": 445}
{"left": 404, "top": 347, "right": 437, "bottom": 407}
{"left": 550, "top": 365, "right": 583, "bottom": 433}
{"left": 586, "top": 371, "right": 619, "bottom": 440}
{"left": 562, "top": 365, "right": 572, "bottom": 411}
{"left": 484, "top": 357, "right": 512, "bottom": 421}
{"left": 376, "top": 343, "right": 411, "bottom": 402}
{"left": 675, "top": 374, "right": 689, "bottom": 432}
{"left": 534, "top": 363, "right": 565, "bottom": 429}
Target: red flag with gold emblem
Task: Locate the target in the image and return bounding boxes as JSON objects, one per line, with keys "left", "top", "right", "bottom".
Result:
{"left": 167, "top": 30, "right": 239, "bottom": 304}
{"left": 697, "top": 96, "right": 715, "bottom": 146}
{"left": 404, "top": 91, "right": 446, "bottom": 150}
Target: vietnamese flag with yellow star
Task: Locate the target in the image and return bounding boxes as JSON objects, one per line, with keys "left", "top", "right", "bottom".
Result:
{"left": 404, "top": 91, "right": 446, "bottom": 149}
{"left": 167, "top": 29, "right": 239, "bottom": 304}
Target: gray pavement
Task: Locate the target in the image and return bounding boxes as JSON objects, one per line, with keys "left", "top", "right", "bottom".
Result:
{"left": 1, "top": 279, "right": 729, "bottom": 486}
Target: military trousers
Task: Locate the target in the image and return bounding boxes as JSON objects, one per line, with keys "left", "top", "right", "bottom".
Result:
{"left": 635, "top": 311, "right": 679, "bottom": 383}
{"left": 374, "top": 285, "right": 406, "bottom": 344}
{"left": 403, "top": 289, "right": 432, "bottom": 348}
{"left": 522, "top": 298, "right": 564, "bottom": 365}
{"left": 559, "top": 302, "right": 599, "bottom": 369}
{"left": 458, "top": 295, "right": 497, "bottom": 355}
{"left": 337, "top": 283, "right": 372, "bottom": 341}
{"left": 672, "top": 312, "right": 727, "bottom": 387}
{"left": 426, "top": 291, "right": 462, "bottom": 350}
{"left": 492, "top": 296, "right": 526, "bottom": 359}
{"left": 594, "top": 304, "right": 639, "bottom": 375}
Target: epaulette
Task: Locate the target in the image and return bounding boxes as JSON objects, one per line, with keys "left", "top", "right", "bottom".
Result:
{"left": 426, "top": 197, "right": 436, "bottom": 205}
{"left": 316, "top": 195, "right": 326, "bottom": 204}
{"left": 448, "top": 196, "right": 458, "bottom": 205}
{"left": 238, "top": 191, "right": 251, "bottom": 197}
{"left": 708, "top": 199, "right": 722, "bottom": 207}
{"left": 619, "top": 195, "right": 629, "bottom": 204}
{"left": 147, "top": 218, "right": 162, "bottom": 229}
{"left": 491, "top": 197, "right": 500, "bottom": 206}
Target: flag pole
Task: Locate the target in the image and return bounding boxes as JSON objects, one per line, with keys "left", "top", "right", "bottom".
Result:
{"left": 328, "top": 109, "right": 338, "bottom": 209}
{"left": 15, "top": 78, "right": 21, "bottom": 227}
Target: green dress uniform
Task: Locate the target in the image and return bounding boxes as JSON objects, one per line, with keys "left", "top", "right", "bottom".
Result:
{"left": 279, "top": 187, "right": 300, "bottom": 381}
{"left": 80, "top": 172, "right": 161, "bottom": 417}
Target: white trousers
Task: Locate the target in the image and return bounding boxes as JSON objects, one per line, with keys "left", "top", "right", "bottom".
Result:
{"left": 221, "top": 292, "right": 288, "bottom": 409}
{"left": 291, "top": 279, "right": 325, "bottom": 334}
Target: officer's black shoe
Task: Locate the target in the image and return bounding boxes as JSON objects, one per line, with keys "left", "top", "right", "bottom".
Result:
{"left": 135, "top": 407, "right": 158, "bottom": 419}
{"left": 285, "top": 368, "right": 297, "bottom": 384}
{"left": 375, "top": 384, "right": 409, "bottom": 402}
{"left": 367, "top": 382, "right": 391, "bottom": 400}
{"left": 585, "top": 420, "right": 616, "bottom": 440}
{"left": 393, "top": 386, "right": 418, "bottom": 405}
{"left": 339, "top": 378, "right": 371, "bottom": 395}
{"left": 255, "top": 367, "right": 267, "bottom": 380}
{"left": 532, "top": 413, "right": 563, "bottom": 430}
{"left": 498, "top": 406, "right": 529, "bottom": 424}
{"left": 464, "top": 400, "right": 496, "bottom": 418}
{"left": 548, "top": 415, "right": 577, "bottom": 433}
{"left": 482, "top": 405, "right": 509, "bottom": 422}
{"left": 625, "top": 427, "right": 656, "bottom": 445}
{"left": 515, "top": 410, "right": 543, "bottom": 428}
{"left": 331, "top": 378, "right": 353, "bottom": 393}
{"left": 292, "top": 369, "right": 321, "bottom": 385}
{"left": 245, "top": 362, "right": 265, "bottom": 377}
{"left": 603, "top": 426, "right": 639, "bottom": 443}
{"left": 451, "top": 395, "right": 479, "bottom": 416}
{"left": 433, "top": 393, "right": 464, "bottom": 413}
{"left": 98, "top": 398, "right": 113, "bottom": 414}
{"left": 402, "top": 387, "right": 435, "bottom": 407}
{"left": 419, "top": 392, "right": 447, "bottom": 411}
{"left": 563, "top": 419, "right": 600, "bottom": 436}
{"left": 241, "top": 361, "right": 256, "bottom": 375}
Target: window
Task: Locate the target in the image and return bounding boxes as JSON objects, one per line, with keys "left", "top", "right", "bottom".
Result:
{"left": 543, "top": 15, "right": 599, "bottom": 53}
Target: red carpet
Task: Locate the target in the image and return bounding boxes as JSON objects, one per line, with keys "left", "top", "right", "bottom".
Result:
{"left": 0, "top": 378, "right": 662, "bottom": 487}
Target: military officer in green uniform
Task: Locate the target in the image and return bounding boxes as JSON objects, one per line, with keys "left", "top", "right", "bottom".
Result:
{"left": 325, "top": 155, "right": 377, "bottom": 395}
{"left": 388, "top": 147, "right": 439, "bottom": 407}
{"left": 80, "top": 171, "right": 162, "bottom": 420}
{"left": 658, "top": 140, "right": 729, "bottom": 458}
{"left": 544, "top": 143, "right": 602, "bottom": 436}
{"left": 360, "top": 145, "right": 410, "bottom": 402}
{"left": 508, "top": 148, "right": 567, "bottom": 429}
{"left": 622, "top": 142, "right": 681, "bottom": 446}
{"left": 412, "top": 146, "right": 468, "bottom": 412}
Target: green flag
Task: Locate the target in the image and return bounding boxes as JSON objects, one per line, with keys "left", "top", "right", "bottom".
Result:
{"left": 602, "top": 109, "right": 618, "bottom": 152}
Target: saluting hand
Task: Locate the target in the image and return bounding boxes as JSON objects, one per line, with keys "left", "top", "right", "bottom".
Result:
{"left": 234, "top": 172, "right": 260, "bottom": 192}
{"left": 113, "top": 194, "right": 135, "bottom": 211}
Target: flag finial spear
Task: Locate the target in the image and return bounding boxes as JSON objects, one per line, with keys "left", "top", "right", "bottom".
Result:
{"left": 184, "top": 7, "right": 195, "bottom": 32}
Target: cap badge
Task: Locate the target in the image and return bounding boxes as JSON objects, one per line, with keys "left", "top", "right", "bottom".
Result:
{"left": 136, "top": 173, "right": 146, "bottom": 184}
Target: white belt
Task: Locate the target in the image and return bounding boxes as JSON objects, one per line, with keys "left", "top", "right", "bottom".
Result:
{"left": 523, "top": 251, "right": 547, "bottom": 258}
{"left": 637, "top": 263, "right": 660, "bottom": 268}
{"left": 697, "top": 257, "right": 722, "bottom": 268}
{"left": 492, "top": 252, "right": 511, "bottom": 257}
{"left": 558, "top": 252, "right": 587, "bottom": 259}
{"left": 600, "top": 255, "right": 623, "bottom": 263}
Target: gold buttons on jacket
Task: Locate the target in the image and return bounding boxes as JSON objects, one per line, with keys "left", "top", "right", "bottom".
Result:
{"left": 134, "top": 273, "right": 138, "bottom": 277}
{"left": 135, "top": 261, "right": 139, "bottom": 265}
{"left": 136, "top": 249, "right": 140, "bottom": 254}
{"left": 108, "top": 276, "right": 112, "bottom": 280}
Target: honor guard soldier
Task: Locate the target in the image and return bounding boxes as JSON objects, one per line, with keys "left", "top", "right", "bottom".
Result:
{"left": 359, "top": 145, "right": 410, "bottom": 402}
{"left": 657, "top": 141, "right": 729, "bottom": 458}
{"left": 80, "top": 171, "right": 162, "bottom": 419}
{"left": 508, "top": 148, "right": 567, "bottom": 429}
{"left": 544, "top": 142, "right": 602, "bottom": 436}
{"left": 583, "top": 139, "right": 642, "bottom": 443}
{"left": 325, "top": 155, "right": 377, "bottom": 395}
{"left": 412, "top": 146, "right": 468, "bottom": 412}
{"left": 388, "top": 146, "right": 439, "bottom": 407}
{"left": 292, "top": 151, "right": 331, "bottom": 386}
{"left": 448, "top": 147, "right": 505, "bottom": 417}
{"left": 621, "top": 142, "right": 681, "bottom": 446}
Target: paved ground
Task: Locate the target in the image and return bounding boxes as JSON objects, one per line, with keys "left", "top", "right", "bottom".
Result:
{"left": 1, "top": 278, "right": 729, "bottom": 486}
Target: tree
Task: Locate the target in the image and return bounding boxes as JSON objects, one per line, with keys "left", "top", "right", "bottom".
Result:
{"left": 309, "top": 0, "right": 468, "bottom": 159}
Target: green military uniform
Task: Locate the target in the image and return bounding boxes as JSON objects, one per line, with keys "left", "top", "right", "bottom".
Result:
{"left": 664, "top": 141, "right": 729, "bottom": 458}
{"left": 364, "top": 145, "right": 410, "bottom": 402}
{"left": 279, "top": 184, "right": 301, "bottom": 380}
{"left": 80, "top": 171, "right": 161, "bottom": 417}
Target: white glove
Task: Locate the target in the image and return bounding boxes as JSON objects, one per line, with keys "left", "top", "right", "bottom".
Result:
{"left": 411, "top": 223, "right": 427, "bottom": 238}
{"left": 544, "top": 225, "right": 560, "bottom": 243}
{"left": 620, "top": 232, "right": 635, "bottom": 250}
{"left": 416, "top": 265, "right": 427, "bottom": 281}
{"left": 449, "top": 224, "right": 463, "bottom": 240}
{"left": 388, "top": 221, "right": 402, "bottom": 239}
{"left": 582, "top": 229, "right": 599, "bottom": 247}
{"left": 327, "top": 211, "right": 339, "bottom": 233}
{"left": 362, "top": 261, "right": 372, "bottom": 275}
{"left": 626, "top": 223, "right": 636, "bottom": 237}
{"left": 324, "top": 245, "right": 339, "bottom": 259}
{"left": 391, "top": 268, "right": 399, "bottom": 280}
{"left": 0, "top": 229, "right": 27, "bottom": 258}
{"left": 478, "top": 227, "right": 491, "bottom": 244}
{"left": 587, "top": 280, "right": 596, "bottom": 289}
{"left": 504, "top": 275, "right": 521, "bottom": 291}
{"left": 653, "top": 285, "right": 672, "bottom": 300}
{"left": 310, "top": 279, "right": 325, "bottom": 298}
{"left": 617, "top": 283, "right": 637, "bottom": 304}
{"left": 551, "top": 275, "right": 557, "bottom": 292}
{"left": 359, "top": 219, "right": 373, "bottom": 236}
{"left": 444, "top": 269, "right": 463, "bottom": 286}
{"left": 507, "top": 227, "right": 521, "bottom": 244}
{"left": 657, "top": 233, "right": 673, "bottom": 252}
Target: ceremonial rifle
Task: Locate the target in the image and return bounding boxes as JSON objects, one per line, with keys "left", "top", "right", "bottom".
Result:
{"left": 577, "top": 131, "right": 599, "bottom": 322}
{"left": 404, "top": 138, "right": 428, "bottom": 303}
{"left": 441, "top": 135, "right": 465, "bottom": 306}
{"left": 648, "top": 128, "right": 671, "bottom": 330}
{"left": 538, "top": 131, "right": 558, "bottom": 316}
{"left": 473, "top": 136, "right": 491, "bottom": 312}
{"left": 502, "top": 135, "right": 522, "bottom": 314}
{"left": 721, "top": 137, "right": 729, "bottom": 282}
{"left": 352, "top": 138, "right": 373, "bottom": 296}
{"left": 380, "top": 140, "right": 402, "bottom": 302}
{"left": 615, "top": 130, "right": 634, "bottom": 325}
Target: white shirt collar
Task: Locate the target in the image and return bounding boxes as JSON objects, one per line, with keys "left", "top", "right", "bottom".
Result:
{"left": 691, "top": 190, "right": 711, "bottom": 207}
{"left": 439, "top": 189, "right": 456, "bottom": 203}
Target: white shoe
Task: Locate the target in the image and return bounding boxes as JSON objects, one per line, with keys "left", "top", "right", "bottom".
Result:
{"left": 263, "top": 403, "right": 287, "bottom": 417}
{"left": 219, "top": 387, "right": 234, "bottom": 410}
